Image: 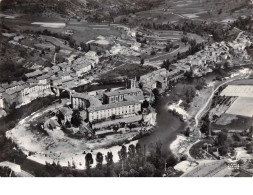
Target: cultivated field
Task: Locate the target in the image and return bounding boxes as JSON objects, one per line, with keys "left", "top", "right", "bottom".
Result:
{"left": 226, "top": 97, "right": 253, "bottom": 117}
{"left": 132, "top": 0, "right": 252, "bottom": 25}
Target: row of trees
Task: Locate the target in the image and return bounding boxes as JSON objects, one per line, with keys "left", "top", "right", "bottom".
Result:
{"left": 37, "top": 142, "right": 180, "bottom": 177}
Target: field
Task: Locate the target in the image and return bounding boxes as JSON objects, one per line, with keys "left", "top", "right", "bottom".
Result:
{"left": 214, "top": 114, "right": 252, "bottom": 131}
{"left": 220, "top": 85, "right": 253, "bottom": 98}
{"left": 229, "top": 79, "right": 253, "bottom": 85}
{"left": 1, "top": 16, "right": 121, "bottom": 44}
{"left": 131, "top": 0, "right": 252, "bottom": 26}
{"left": 65, "top": 21, "right": 121, "bottom": 43}
{"left": 226, "top": 97, "right": 253, "bottom": 117}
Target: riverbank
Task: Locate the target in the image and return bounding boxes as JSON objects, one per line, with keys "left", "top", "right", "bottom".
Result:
{"left": 170, "top": 67, "right": 253, "bottom": 172}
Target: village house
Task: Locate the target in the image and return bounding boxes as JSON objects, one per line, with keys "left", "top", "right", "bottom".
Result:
{"left": 85, "top": 51, "right": 99, "bottom": 67}
{"left": 71, "top": 57, "right": 93, "bottom": 77}
{"left": 24, "top": 69, "right": 44, "bottom": 79}
{"left": 51, "top": 65, "right": 61, "bottom": 74}
{"left": 72, "top": 63, "right": 92, "bottom": 77}
{"left": 1, "top": 81, "right": 27, "bottom": 108}
{"left": 58, "top": 71, "right": 73, "bottom": 82}
{"left": 58, "top": 62, "right": 72, "bottom": 72}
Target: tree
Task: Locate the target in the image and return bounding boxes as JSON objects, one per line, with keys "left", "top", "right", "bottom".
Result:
{"left": 55, "top": 46, "right": 61, "bottom": 53}
{"left": 128, "top": 123, "right": 135, "bottom": 131}
{"left": 184, "top": 127, "right": 190, "bottom": 137}
{"left": 128, "top": 168, "right": 139, "bottom": 177}
{"left": 152, "top": 88, "right": 160, "bottom": 102}
{"left": 113, "top": 125, "right": 119, "bottom": 132}
{"left": 200, "top": 115, "right": 210, "bottom": 135}
{"left": 143, "top": 162, "right": 155, "bottom": 177}
{"left": 195, "top": 78, "right": 206, "bottom": 90}
{"left": 128, "top": 144, "right": 136, "bottom": 158}
{"left": 111, "top": 114, "right": 116, "bottom": 120}
{"left": 246, "top": 143, "right": 253, "bottom": 154}
{"left": 135, "top": 143, "right": 142, "bottom": 156}
{"left": 161, "top": 59, "right": 171, "bottom": 70}
{"left": 71, "top": 110, "right": 82, "bottom": 127}
{"left": 140, "top": 58, "right": 145, "bottom": 65}
{"left": 150, "top": 50, "right": 156, "bottom": 55}
{"left": 118, "top": 145, "right": 127, "bottom": 171}
{"left": 142, "top": 99, "right": 150, "bottom": 109}
{"left": 0, "top": 166, "right": 13, "bottom": 177}
{"left": 166, "top": 154, "right": 178, "bottom": 167}
{"left": 218, "top": 146, "right": 228, "bottom": 156}
{"left": 217, "top": 131, "right": 228, "bottom": 146}
{"left": 85, "top": 153, "right": 93, "bottom": 169}
{"left": 96, "top": 152, "right": 104, "bottom": 169}
{"left": 185, "top": 86, "right": 196, "bottom": 103}
{"left": 181, "top": 36, "right": 188, "bottom": 45}
{"left": 65, "top": 120, "right": 71, "bottom": 128}
{"left": 105, "top": 152, "right": 113, "bottom": 166}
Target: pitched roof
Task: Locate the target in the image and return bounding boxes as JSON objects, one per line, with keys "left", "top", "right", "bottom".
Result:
{"left": 25, "top": 70, "right": 43, "bottom": 78}
{"left": 87, "top": 100, "right": 140, "bottom": 112}
{"left": 59, "top": 107, "right": 73, "bottom": 116}
{"left": 104, "top": 88, "right": 142, "bottom": 97}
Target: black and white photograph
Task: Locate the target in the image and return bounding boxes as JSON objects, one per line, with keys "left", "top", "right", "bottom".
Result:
{"left": 0, "top": 0, "right": 253, "bottom": 185}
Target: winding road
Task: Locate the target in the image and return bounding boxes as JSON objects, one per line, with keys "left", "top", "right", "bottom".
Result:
{"left": 187, "top": 73, "right": 251, "bottom": 161}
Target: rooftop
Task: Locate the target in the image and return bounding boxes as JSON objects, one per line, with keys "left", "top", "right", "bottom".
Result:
{"left": 88, "top": 100, "right": 139, "bottom": 112}
{"left": 72, "top": 93, "right": 102, "bottom": 107}
{"left": 59, "top": 107, "right": 73, "bottom": 116}
{"left": 104, "top": 88, "right": 142, "bottom": 97}
{"left": 25, "top": 70, "right": 43, "bottom": 78}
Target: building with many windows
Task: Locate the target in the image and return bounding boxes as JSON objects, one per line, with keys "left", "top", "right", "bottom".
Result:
{"left": 103, "top": 88, "right": 144, "bottom": 104}
{"left": 87, "top": 100, "right": 141, "bottom": 123}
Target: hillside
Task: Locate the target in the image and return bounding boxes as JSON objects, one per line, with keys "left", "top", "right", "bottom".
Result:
{"left": 0, "top": 0, "right": 165, "bottom": 21}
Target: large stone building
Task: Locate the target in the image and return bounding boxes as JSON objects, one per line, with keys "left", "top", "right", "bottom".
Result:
{"left": 139, "top": 68, "right": 168, "bottom": 92}
{"left": 103, "top": 88, "right": 144, "bottom": 104}
{"left": 87, "top": 100, "right": 141, "bottom": 123}
{"left": 71, "top": 92, "right": 102, "bottom": 110}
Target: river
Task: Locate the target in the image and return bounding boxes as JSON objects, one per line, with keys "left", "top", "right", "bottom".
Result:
{"left": 139, "top": 95, "right": 186, "bottom": 153}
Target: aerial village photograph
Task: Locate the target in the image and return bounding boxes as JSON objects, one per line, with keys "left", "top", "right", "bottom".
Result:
{"left": 0, "top": 0, "right": 253, "bottom": 188}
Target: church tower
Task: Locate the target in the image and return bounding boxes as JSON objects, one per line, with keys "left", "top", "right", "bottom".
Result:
{"left": 130, "top": 78, "right": 137, "bottom": 89}
{"left": 127, "top": 77, "right": 137, "bottom": 89}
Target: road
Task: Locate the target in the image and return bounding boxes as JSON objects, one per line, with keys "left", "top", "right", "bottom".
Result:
{"left": 186, "top": 74, "right": 250, "bottom": 161}
{"left": 235, "top": 31, "right": 244, "bottom": 41}
{"left": 194, "top": 79, "right": 233, "bottom": 127}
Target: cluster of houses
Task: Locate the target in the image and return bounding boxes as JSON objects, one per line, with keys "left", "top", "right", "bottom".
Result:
{"left": 0, "top": 51, "right": 99, "bottom": 117}
{"left": 172, "top": 35, "right": 252, "bottom": 77}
